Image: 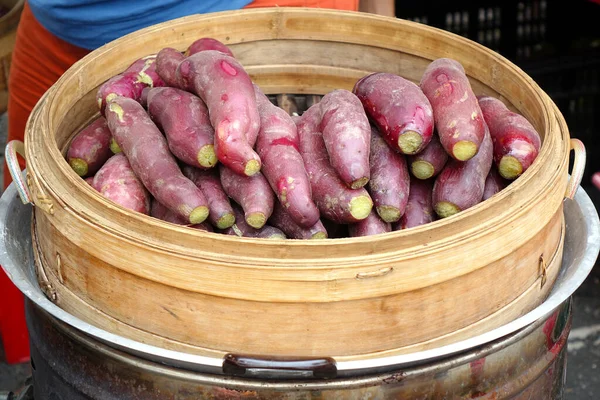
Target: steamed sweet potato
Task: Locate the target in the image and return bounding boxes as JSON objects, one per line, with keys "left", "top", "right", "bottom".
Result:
{"left": 353, "top": 72, "right": 434, "bottom": 155}
{"left": 433, "top": 125, "right": 493, "bottom": 218}
{"left": 269, "top": 201, "right": 328, "bottom": 239}
{"left": 106, "top": 97, "right": 209, "bottom": 224}
{"left": 420, "top": 58, "right": 486, "bottom": 161}
{"left": 176, "top": 50, "right": 261, "bottom": 176}
{"left": 478, "top": 95, "right": 541, "bottom": 179}
{"left": 319, "top": 89, "right": 371, "bottom": 189}
{"left": 483, "top": 167, "right": 508, "bottom": 200}
{"left": 254, "top": 85, "right": 320, "bottom": 228}
{"left": 150, "top": 199, "right": 213, "bottom": 231}
{"left": 156, "top": 48, "right": 186, "bottom": 88}
{"left": 349, "top": 210, "right": 391, "bottom": 237}
{"left": 186, "top": 37, "right": 234, "bottom": 58}
{"left": 368, "top": 126, "right": 410, "bottom": 223}
{"left": 147, "top": 87, "right": 217, "bottom": 169}
{"left": 67, "top": 117, "right": 113, "bottom": 177}
{"left": 396, "top": 178, "right": 435, "bottom": 230}
{"left": 183, "top": 166, "right": 235, "bottom": 229}
{"left": 219, "top": 165, "right": 274, "bottom": 229}
{"left": 223, "top": 206, "right": 286, "bottom": 239}
{"left": 297, "top": 105, "right": 373, "bottom": 224}
{"left": 126, "top": 55, "right": 165, "bottom": 89}
{"left": 408, "top": 133, "right": 448, "bottom": 180}
{"left": 92, "top": 153, "right": 150, "bottom": 214}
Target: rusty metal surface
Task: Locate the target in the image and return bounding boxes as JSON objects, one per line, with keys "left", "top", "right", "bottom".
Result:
{"left": 27, "top": 297, "right": 571, "bottom": 399}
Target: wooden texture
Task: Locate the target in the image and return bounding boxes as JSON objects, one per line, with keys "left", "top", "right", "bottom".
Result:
{"left": 24, "top": 9, "right": 571, "bottom": 357}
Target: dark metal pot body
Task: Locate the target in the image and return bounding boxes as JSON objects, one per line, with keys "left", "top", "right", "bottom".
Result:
{"left": 28, "top": 297, "right": 571, "bottom": 400}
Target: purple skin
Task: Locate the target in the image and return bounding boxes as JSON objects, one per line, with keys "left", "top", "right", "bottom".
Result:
{"left": 182, "top": 166, "right": 235, "bottom": 230}
{"left": 407, "top": 133, "right": 448, "bottom": 180}
{"left": 353, "top": 72, "right": 434, "bottom": 155}
{"left": 150, "top": 199, "right": 213, "bottom": 231}
{"left": 395, "top": 178, "right": 435, "bottom": 230}
{"left": 319, "top": 89, "right": 371, "bottom": 189}
{"left": 296, "top": 105, "right": 373, "bottom": 224}
{"left": 432, "top": 125, "right": 494, "bottom": 218}
{"left": 125, "top": 55, "right": 165, "bottom": 88}
{"left": 269, "top": 201, "right": 328, "bottom": 239}
{"left": 84, "top": 177, "right": 95, "bottom": 185}
{"left": 105, "top": 97, "right": 209, "bottom": 224}
{"left": 96, "top": 72, "right": 146, "bottom": 116}
{"left": 186, "top": 38, "right": 234, "bottom": 57}
{"left": 147, "top": 87, "right": 216, "bottom": 169}
{"left": 349, "top": 210, "right": 391, "bottom": 237}
{"left": 176, "top": 50, "right": 261, "bottom": 176}
{"left": 67, "top": 117, "right": 113, "bottom": 177}
{"left": 156, "top": 48, "right": 186, "bottom": 88}
{"left": 92, "top": 153, "right": 151, "bottom": 214}
{"left": 483, "top": 167, "right": 509, "bottom": 200}
{"left": 219, "top": 165, "right": 275, "bottom": 229}
{"left": 222, "top": 206, "right": 286, "bottom": 239}
{"left": 368, "top": 126, "right": 410, "bottom": 223}
{"left": 254, "top": 85, "right": 320, "bottom": 228}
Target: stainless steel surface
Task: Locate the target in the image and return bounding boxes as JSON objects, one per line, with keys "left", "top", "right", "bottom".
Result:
{"left": 0, "top": 176, "right": 598, "bottom": 376}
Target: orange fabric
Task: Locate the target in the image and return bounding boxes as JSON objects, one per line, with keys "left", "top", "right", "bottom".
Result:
{"left": 245, "top": 0, "right": 358, "bottom": 10}
{"left": 5, "top": 2, "right": 90, "bottom": 190}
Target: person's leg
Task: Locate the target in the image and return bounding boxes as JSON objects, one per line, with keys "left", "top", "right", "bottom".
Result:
{"left": 244, "top": 0, "right": 359, "bottom": 11}
{"left": 1, "top": 1, "right": 89, "bottom": 364}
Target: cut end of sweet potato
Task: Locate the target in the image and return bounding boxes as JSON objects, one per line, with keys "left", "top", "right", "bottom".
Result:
{"left": 216, "top": 212, "right": 235, "bottom": 229}
{"left": 189, "top": 206, "right": 210, "bottom": 224}
{"left": 110, "top": 138, "right": 122, "bottom": 154}
{"left": 499, "top": 156, "right": 523, "bottom": 180}
{"left": 198, "top": 145, "right": 217, "bottom": 168}
{"left": 350, "top": 176, "right": 369, "bottom": 189}
{"left": 398, "top": 131, "right": 423, "bottom": 154}
{"left": 244, "top": 160, "right": 261, "bottom": 176}
{"left": 69, "top": 158, "right": 88, "bottom": 177}
{"left": 311, "top": 232, "right": 328, "bottom": 240}
{"left": 246, "top": 212, "right": 267, "bottom": 229}
{"left": 349, "top": 195, "right": 373, "bottom": 220}
{"left": 376, "top": 205, "right": 401, "bottom": 223}
{"left": 434, "top": 201, "right": 460, "bottom": 218}
{"left": 108, "top": 102, "right": 125, "bottom": 122}
{"left": 453, "top": 141, "right": 478, "bottom": 161}
{"left": 411, "top": 161, "right": 435, "bottom": 180}
{"left": 266, "top": 232, "right": 287, "bottom": 240}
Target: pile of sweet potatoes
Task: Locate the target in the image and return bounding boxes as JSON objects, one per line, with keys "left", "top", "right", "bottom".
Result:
{"left": 67, "top": 38, "right": 541, "bottom": 239}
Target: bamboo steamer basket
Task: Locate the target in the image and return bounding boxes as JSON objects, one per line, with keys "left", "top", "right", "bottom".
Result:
{"left": 9, "top": 8, "right": 585, "bottom": 361}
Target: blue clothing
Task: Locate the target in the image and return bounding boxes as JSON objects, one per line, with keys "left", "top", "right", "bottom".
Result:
{"left": 28, "top": 0, "right": 253, "bottom": 50}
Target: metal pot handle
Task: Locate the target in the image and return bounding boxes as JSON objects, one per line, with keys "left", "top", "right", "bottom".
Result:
{"left": 223, "top": 354, "right": 337, "bottom": 379}
{"left": 5, "top": 140, "right": 32, "bottom": 205}
{"left": 565, "top": 138, "right": 586, "bottom": 200}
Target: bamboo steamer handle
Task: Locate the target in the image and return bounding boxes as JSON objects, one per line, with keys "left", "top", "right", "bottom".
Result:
{"left": 566, "top": 138, "right": 586, "bottom": 200}
{"left": 5, "top": 140, "right": 54, "bottom": 214}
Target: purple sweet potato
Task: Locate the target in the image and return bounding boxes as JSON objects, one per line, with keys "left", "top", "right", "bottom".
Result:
{"left": 254, "top": 85, "right": 320, "bottom": 228}
{"left": 125, "top": 55, "right": 165, "bottom": 88}
{"left": 147, "top": 87, "right": 217, "bottom": 169}
{"left": 297, "top": 105, "right": 373, "bottom": 224}
{"left": 368, "top": 126, "right": 410, "bottom": 223}
{"left": 353, "top": 72, "right": 434, "bottom": 155}
{"left": 106, "top": 97, "right": 209, "bottom": 224}
{"left": 85, "top": 176, "right": 95, "bottom": 185}
{"left": 420, "top": 58, "right": 486, "bottom": 161}
{"left": 176, "top": 50, "right": 261, "bottom": 176}
{"left": 183, "top": 166, "right": 235, "bottom": 229}
{"left": 150, "top": 199, "right": 213, "bottom": 231}
{"left": 269, "top": 201, "right": 328, "bottom": 239}
{"left": 156, "top": 48, "right": 186, "bottom": 88}
{"left": 92, "top": 153, "right": 150, "bottom": 214}
{"left": 319, "top": 89, "right": 371, "bottom": 189}
{"left": 408, "top": 132, "right": 448, "bottom": 180}
{"left": 396, "top": 178, "right": 435, "bottom": 230}
{"left": 223, "top": 206, "right": 286, "bottom": 239}
{"left": 432, "top": 125, "right": 493, "bottom": 218}
{"left": 483, "top": 167, "right": 509, "bottom": 200}
{"left": 186, "top": 37, "right": 234, "bottom": 58}
{"left": 478, "top": 95, "right": 542, "bottom": 180}
{"left": 219, "top": 165, "right": 274, "bottom": 229}
{"left": 67, "top": 117, "right": 113, "bottom": 177}
{"left": 349, "top": 210, "right": 391, "bottom": 237}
